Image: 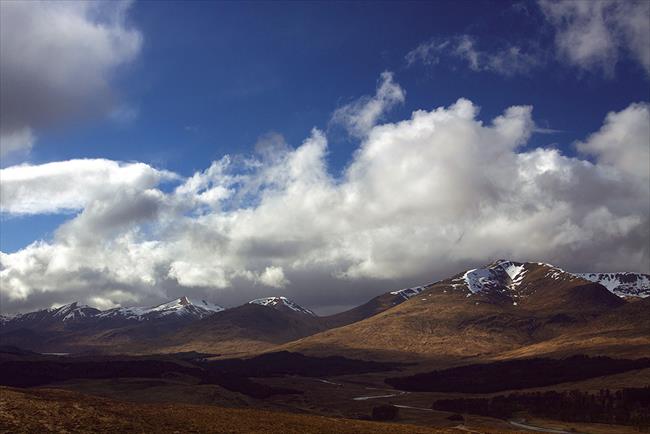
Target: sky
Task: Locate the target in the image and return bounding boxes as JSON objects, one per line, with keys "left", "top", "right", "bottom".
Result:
{"left": 0, "top": 0, "right": 649, "bottom": 314}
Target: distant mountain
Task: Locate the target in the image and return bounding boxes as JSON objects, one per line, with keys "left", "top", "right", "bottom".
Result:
{"left": 2, "top": 297, "right": 223, "bottom": 331}
{"left": 0, "top": 295, "right": 321, "bottom": 356}
{"left": 0, "top": 297, "right": 225, "bottom": 353}
{"left": 1, "top": 302, "right": 101, "bottom": 332}
{"left": 96, "top": 296, "right": 224, "bottom": 322}
{"left": 248, "top": 296, "right": 315, "bottom": 316}
{"left": 157, "top": 303, "right": 325, "bottom": 356}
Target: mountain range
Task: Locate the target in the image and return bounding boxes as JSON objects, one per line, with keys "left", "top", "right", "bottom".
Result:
{"left": 1, "top": 260, "right": 648, "bottom": 359}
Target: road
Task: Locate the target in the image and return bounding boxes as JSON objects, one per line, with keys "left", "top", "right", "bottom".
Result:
{"left": 509, "top": 420, "right": 575, "bottom": 433}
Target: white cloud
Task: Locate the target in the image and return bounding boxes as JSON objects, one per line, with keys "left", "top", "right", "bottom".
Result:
{"left": 0, "top": 0, "right": 142, "bottom": 157}
{"left": 406, "top": 35, "right": 540, "bottom": 76}
{"left": 539, "top": 0, "right": 650, "bottom": 75}
{"left": 576, "top": 102, "right": 650, "bottom": 180}
{"left": 331, "top": 72, "right": 405, "bottom": 137}
{"left": 258, "top": 266, "right": 290, "bottom": 288}
{"left": 168, "top": 261, "right": 230, "bottom": 289}
{"left": 1, "top": 75, "right": 648, "bottom": 312}
{"left": 0, "top": 159, "right": 176, "bottom": 215}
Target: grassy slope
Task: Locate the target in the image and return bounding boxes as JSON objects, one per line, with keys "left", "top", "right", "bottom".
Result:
{"left": 0, "top": 386, "right": 511, "bottom": 434}
{"left": 281, "top": 281, "right": 648, "bottom": 363}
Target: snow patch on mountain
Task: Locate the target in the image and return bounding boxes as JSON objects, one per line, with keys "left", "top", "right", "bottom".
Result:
{"left": 248, "top": 296, "right": 315, "bottom": 315}
{"left": 498, "top": 261, "right": 526, "bottom": 285}
{"left": 390, "top": 286, "right": 426, "bottom": 300}
{"left": 51, "top": 303, "right": 100, "bottom": 322}
{"left": 463, "top": 268, "right": 497, "bottom": 294}
{"left": 96, "top": 306, "right": 149, "bottom": 320}
{"left": 576, "top": 273, "right": 650, "bottom": 298}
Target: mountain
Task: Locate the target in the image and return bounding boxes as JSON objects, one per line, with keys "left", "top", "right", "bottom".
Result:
{"left": 1, "top": 302, "right": 101, "bottom": 332}
{"left": 96, "top": 296, "right": 224, "bottom": 322}
{"left": 0, "top": 297, "right": 224, "bottom": 353}
{"left": 0, "top": 295, "right": 322, "bottom": 356}
{"left": 320, "top": 261, "right": 647, "bottom": 329}
{"left": 451, "top": 260, "right": 649, "bottom": 300}
{"left": 282, "top": 260, "right": 643, "bottom": 362}
{"left": 248, "top": 296, "right": 315, "bottom": 316}
{"left": 448, "top": 260, "right": 625, "bottom": 313}
{"left": 2, "top": 297, "right": 224, "bottom": 331}
{"left": 156, "top": 302, "right": 325, "bottom": 356}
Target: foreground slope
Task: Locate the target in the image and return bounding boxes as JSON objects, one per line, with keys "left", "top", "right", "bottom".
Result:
{"left": 0, "top": 387, "right": 469, "bottom": 434}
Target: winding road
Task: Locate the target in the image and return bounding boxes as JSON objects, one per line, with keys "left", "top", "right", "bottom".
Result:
{"left": 352, "top": 387, "right": 409, "bottom": 401}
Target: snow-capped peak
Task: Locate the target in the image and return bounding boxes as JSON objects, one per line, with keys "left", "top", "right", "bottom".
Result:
{"left": 96, "top": 297, "right": 224, "bottom": 321}
{"left": 149, "top": 296, "right": 192, "bottom": 313}
{"left": 2, "top": 297, "right": 225, "bottom": 328}
{"left": 248, "top": 296, "right": 315, "bottom": 316}
{"left": 454, "top": 260, "right": 649, "bottom": 300}
{"left": 149, "top": 296, "right": 224, "bottom": 317}
{"left": 457, "top": 260, "right": 557, "bottom": 296}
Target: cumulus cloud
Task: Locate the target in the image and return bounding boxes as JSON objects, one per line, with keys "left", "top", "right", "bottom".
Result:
{"left": 1, "top": 75, "right": 648, "bottom": 313}
{"left": 0, "top": 0, "right": 142, "bottom": 157}
{"left": 0, "top": 159, "right": 176, "bottom": 215}
{"left": 258, "top": 266, "right": 290, "bottom": 289}
{"left": 331, "top": 72, "right": 405, "bottom": 137}
{"left": 576, "top": 102, "right": 650, "bottom": 180}
{"left": 406, "top": 35, "right": 540, "bottom": 76}
{"left": 539, "top": 0, "right": 650, "bottom": 75}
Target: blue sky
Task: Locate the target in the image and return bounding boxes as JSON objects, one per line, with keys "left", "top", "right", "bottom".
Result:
{"left": 1, "top": 0, "right": 649, "bottom": 312}
{"left": 4, "top": 0, "right": 648, "bottom": 252}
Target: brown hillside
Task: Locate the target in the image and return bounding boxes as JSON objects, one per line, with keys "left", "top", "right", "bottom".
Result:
{"left": 0, "top": 386, "right": 497, "bottom": 434}
{"left": 281, "top": 263, "right": 643, "bottom": 362}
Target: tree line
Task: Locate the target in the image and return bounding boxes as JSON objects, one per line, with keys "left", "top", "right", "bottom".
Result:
{"left": 433, "top": 387, "right": 650, "bottom": 430}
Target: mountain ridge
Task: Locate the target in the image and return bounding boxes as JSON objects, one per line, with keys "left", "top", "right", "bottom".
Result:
{"left": 1, "top": 260, "right": 648, "bottom": 358}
